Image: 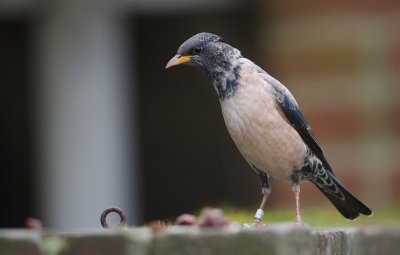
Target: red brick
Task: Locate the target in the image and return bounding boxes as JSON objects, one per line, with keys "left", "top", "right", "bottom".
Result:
{"left": 269, "top": 43, "right": 362, "bottom": 78}
{"left": 267, "top": 180, "right": 293, "bottom": 207}
{"left": 390, "top": 170, "right": 400, "bottom": 196}
{"left": 336, "top": 173, "right": 364, "bottom": 196}
{"left": 264, "top": 1, "right": 400, "bottom": 18}
{"left": 303, "top": 109, "right": 365, "bottom": 141}
{"left": 389, "top": 106, "right": 400, "bottom": 133}
{"left": 389, "top": 40, "right": 400, "bottom": 72}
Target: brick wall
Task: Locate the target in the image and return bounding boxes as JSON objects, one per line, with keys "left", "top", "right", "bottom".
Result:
{"left": 258, "top": 1, "right": 400, "bottom": 208}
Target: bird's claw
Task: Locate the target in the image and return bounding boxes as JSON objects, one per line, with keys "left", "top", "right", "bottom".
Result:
{"left": 253, "top": 217, "right": 262, "bottom": 224}
{"left": 243, "top": 220, "right": 266, "bottom": 230}
{"left": 252, "top": 218, "right": 266, "bottom": 228}
{"left": 294, "top": 219, "right": 303, "bottom": 226}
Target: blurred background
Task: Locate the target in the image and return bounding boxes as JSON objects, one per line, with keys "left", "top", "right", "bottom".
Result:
{"left": 1, "top": 0, "right": 399, "bottom": 230}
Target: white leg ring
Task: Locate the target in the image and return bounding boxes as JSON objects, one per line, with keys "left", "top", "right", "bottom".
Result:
{"left": 254, "top": 209, "right": 264, "bottom": 220}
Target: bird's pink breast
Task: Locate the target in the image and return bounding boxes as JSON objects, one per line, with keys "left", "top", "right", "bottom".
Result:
{"left": 220, "top": 64, "right": 306, "bottom": 180}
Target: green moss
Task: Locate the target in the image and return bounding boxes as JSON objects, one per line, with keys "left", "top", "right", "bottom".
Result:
{"left": 222, "top": 206, "right": 400, "bottom": 227}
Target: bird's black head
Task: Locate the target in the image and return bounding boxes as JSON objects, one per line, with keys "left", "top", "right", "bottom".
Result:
{"left": 166, "top": 32, "right": 243, "bottom": 100}
{"left": 165, "top": 32, "right": 241, "bottom": 74}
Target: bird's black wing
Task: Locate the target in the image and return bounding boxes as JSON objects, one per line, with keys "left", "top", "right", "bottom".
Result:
{"left": 254, "top": 66, "right": 333, "bottom": 173}
{"left": 270, "top": 82, "right": 334, "bottom": 174}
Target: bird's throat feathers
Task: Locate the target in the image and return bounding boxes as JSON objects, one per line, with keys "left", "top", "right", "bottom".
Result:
{"left": 206, "top": 48, "right": 243, "bottom": 101}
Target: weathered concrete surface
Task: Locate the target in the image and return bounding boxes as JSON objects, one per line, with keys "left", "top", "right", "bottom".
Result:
{"left": 1, "top": 224, "right": 399, "bottom": 255}
{"left": 0, "top": 230, "right": 41, "bottom": 255}
{"left": 152, "top": 224, "right": 317, "bottom": 255}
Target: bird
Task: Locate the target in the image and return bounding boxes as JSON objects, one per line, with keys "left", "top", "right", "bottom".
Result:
{"left": 165, "top": 32, "right": 372, "bottom": 225}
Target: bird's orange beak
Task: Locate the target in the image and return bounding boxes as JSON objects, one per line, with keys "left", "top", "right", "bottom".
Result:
{"left": 165, "top": 55, "right": 192, "bottom": 69}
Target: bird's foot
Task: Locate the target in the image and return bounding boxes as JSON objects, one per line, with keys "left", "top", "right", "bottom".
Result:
{"left": 243, "top": 209, "right": 266, "bottom": 229}
{"left": 294, "top": 218, "right": 303, "bottom": 225}
{"left": 251, "top": 218, "right": 266, "bottom": 228}
{"left": 294, "top": 214, "right": 304, "bottom": 226}
{"left": 243, "top": 219, "right": 266, "bottom": 229}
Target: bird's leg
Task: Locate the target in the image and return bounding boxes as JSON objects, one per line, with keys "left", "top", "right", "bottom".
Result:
{"left": 253, "top": 171, "right": 270, "bottom": 226}
{"left": 291, "top": 170, "right": 302, "bottom": 225}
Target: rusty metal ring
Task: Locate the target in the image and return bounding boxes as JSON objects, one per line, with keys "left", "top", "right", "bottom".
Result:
{"left": 100, "top": 206, "right": 127, "bottom": 229}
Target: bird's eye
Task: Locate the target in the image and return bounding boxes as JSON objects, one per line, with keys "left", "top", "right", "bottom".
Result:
{"left": 192, "top": 46, "right": 202, "bottom": 55}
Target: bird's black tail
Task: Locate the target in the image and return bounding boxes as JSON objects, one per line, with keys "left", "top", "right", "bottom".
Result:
{"left": 309, "top": 168, "right": 372, "bottom": 220}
